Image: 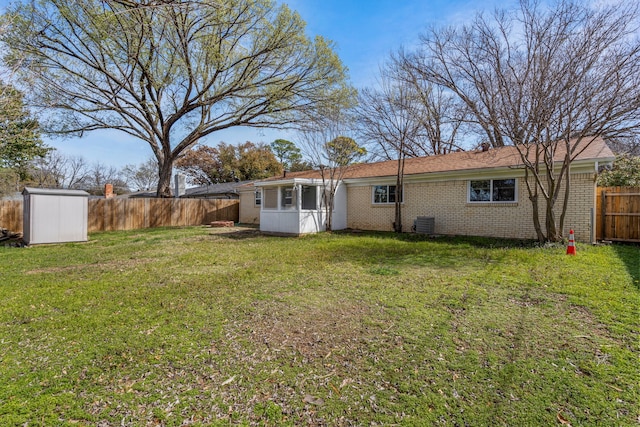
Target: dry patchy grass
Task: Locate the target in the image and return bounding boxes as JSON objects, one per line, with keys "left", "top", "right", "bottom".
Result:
{"left": 0, "top": 227, "right": 637, "bottom": 426}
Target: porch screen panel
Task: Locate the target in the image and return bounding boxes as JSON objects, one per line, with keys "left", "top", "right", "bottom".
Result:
{"left": 281, "top": 188, "right": 294, "bottom": 208}
{"left": 302, "top": 186, "right": 317, "bottom": 210}
{"left": 263, "top": 188, "right": 278, "bottom": 209}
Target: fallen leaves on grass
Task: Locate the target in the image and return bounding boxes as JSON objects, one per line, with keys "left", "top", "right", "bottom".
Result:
{"left": 303, "top": 394, "right": 324, "bottom": 406}
{"left": 557, "top": 412, "right": 572, "bottom": 426}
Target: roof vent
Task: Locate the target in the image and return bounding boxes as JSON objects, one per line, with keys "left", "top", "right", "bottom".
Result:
{"left": 480, "top": 142, "right": 490, "bottom": 152}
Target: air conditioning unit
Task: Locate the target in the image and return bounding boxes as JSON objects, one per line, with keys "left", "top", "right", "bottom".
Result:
{"left": 414, "top": 216, "right": 435, "bottom": 234}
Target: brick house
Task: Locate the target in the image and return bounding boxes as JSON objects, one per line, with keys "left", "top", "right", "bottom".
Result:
{"left": 239, "top": 137, "right": 614, "bottom": 242}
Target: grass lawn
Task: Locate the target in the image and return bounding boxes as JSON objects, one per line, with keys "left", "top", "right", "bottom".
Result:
{"left": 0, "top": 226, "right": 638, "bottom": 426}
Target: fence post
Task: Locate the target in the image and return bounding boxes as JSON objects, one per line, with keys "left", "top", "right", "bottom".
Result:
{"left": 590, "top": 207, "right": 595, "bottom": 244}
{"left": 600, "top": 189, "right": 606, "bottom": 241}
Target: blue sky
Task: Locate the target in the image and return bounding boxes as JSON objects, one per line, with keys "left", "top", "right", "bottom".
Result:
{"left": 1, "top": 0, "right": 513, "bottom": 169}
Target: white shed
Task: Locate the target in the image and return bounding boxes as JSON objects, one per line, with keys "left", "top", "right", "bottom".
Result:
{"left": 22, "top": 187, "right": 90, "bottom": 245}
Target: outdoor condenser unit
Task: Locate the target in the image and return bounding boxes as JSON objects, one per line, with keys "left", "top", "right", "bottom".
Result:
{"left": 22, "top": 187, "right": 90, "bottom": 245}
{"left": 414, "top": 216, "right": 435, "bottom": 234}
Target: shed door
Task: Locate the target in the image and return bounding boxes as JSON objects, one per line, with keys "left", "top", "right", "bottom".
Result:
{"left": 30, "top": 195, "right": 88, "bottom": 244}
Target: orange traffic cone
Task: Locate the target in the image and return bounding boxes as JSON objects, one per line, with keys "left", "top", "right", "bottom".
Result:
{"left": 566, "top": 229, "right": 576, "bottom": 255}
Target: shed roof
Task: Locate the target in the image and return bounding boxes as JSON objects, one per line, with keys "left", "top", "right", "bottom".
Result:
{"left": 22, "top": 187, "right": 90, "bottom": 197}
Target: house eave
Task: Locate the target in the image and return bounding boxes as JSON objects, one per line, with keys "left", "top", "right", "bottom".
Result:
{"left": 255, "top": 178, "right": 329, "bottom": 187}
{"left": 343, "top": 158, "right": 603, "bottom": 186}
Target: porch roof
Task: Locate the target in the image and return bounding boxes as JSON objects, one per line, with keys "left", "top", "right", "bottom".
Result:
{"left": 253, "top": 177, "right": 327, "bottom": 187}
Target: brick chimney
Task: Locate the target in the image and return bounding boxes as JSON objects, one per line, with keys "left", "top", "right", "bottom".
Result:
{"left": 104, "top": 183, "right": 114, "bottom": 199}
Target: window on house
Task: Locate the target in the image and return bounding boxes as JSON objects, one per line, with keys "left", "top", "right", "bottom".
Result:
{"left": 469, "top": 179, "right": 516, "bottom": 202}
{"left": 254, "top": 189, "right": 262, "bottom": 206}
{"left": 373, "top": 185, "right": 402, "bottom": 204}
{"left": 263, "top": 188, "right": 278, "bottom": 209}
{"left": 301, "top": 185, "right": 317, "bottom": 210}
{"left": 281, "top": 187, "right": 294, "bottom": 208}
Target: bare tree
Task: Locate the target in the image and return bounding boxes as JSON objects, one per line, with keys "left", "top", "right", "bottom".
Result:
{"left": 356, "top": 71, "right": 420, "bottom": 232}
{"left": 607, "top": 135, "right": 640, "bottom": 156}
{"left": 121, "top": 157, "right": 158, "bottom": 192}
{"left": 392, "top": 53, "right": 470, "bottom": 157}
{"left": 403, "top": 0, "right": 640, "bottom": 242}
{"left": 76, "top": 162, "right": 127, "bottom": 195}
{"left": 300, "top": 113, "right": 366, "bottom": 231}
{"left": 28, "top": 150, "right": 90, "bottom": 189}
{"left": 2, "top": 0, "right": 353, "bottom": 197}
{"left": 356, "top": 60, "right": 468, "bottom": 232}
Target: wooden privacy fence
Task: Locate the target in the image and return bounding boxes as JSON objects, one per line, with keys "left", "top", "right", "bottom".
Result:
{"left": 0, "top": 200, "right": 22, "bottom": 234}
{"left": 0, "top": 198, "right": 239, "bottom": 234}
{"left": 596, "top": 187, "right": 640, "bottom": 243}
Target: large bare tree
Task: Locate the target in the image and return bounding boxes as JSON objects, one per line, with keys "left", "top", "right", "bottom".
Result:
{"left": 402, "top": 0, "right": 640, "bottom": 242}
{"left": 356, "top": 72, "right": 420, "bottom": 233}
{"left": 2, "top": 0, "right": 353, "bottom": 197}
{"left": 356, "top": 60, "right": 467, "bottom": 232}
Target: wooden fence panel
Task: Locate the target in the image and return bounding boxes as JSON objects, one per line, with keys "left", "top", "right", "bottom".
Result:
{"left": 1, "top": 198, "right": 239, "bottom": 234}
{"left": 89, "top": 199, "right": 105, "bottom": 232}
{"left": 597, "top": 187, "right": 640, "bottom": 242}
{"left": 171, "top": 199, "right": 187, "bottom": 227}
{"left": 0, "top": 200, "right": 23, "bottom": 232}
{"left": 209, "top": 199, "right": 240, "bottom": 223}
{"left": 149, "top": 199, "right": 172, "bottom": 228}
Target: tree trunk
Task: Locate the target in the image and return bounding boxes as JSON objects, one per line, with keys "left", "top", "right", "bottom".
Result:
{"left": 529, "top": 194, "right": 546, "bottom": 243}
{"left": 326, "top": 195, "right": 333, "bottom": 231}
{"left": 558, "top": 154, "right": 572, "bottom": 239}
{"left": 545, "top": 200, "right": 560, "bottom": 242}
{"left": 524, "top": 167, "right": 546, "bottom": 242}
{"left": 325, "top": 183, "right": 334, "bottom": 232}
{"left": 156, "top": 158, "right": 174, "bottom": 198}
{"left": 394, "top": 154, "right": 405, "bottom": 233}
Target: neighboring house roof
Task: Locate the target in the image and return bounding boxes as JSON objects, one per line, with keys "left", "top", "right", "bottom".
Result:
{"left": 182, "top": 180, "right": 253, "bottom": 198}
{"left": 120, "top": 190, "right": 156, "bottom": 198}
{"left": 1, "top": 192, "right": 22, "bottom": 201}
{"left": 123, "top": 180, "right": 253, "bottom": 198}
{"left": 256, "top": 136, "right": 614, "bottom": 184}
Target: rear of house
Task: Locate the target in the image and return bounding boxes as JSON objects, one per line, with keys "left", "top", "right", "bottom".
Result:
{"left": 345, "top": 168, "right": 598, "bottom": 242}
{"left": 241, "top": 138, "right": 614, "bottom": 242}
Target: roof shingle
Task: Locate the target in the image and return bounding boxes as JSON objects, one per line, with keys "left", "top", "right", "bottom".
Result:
{"left": 257, "top": 136, "right": 614, "bottom": 182}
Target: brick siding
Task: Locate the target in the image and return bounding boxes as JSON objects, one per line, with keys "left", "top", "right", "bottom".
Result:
{"left": 347, "top": 173, "right": 596, "bottom": 242}
{"left": 239, "top": 190, "right": 260, "bottom": 224}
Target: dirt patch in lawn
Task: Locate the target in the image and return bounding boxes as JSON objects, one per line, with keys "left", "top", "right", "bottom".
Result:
{"left": 207, "top": 225, "right": 262, "bottom": 239}
{"left": 209, "top": 297, "right": 391, "bottom": 425}
{"left": 231, "top": 298, "right": 382, "bottom": 362}
{"left": 25, "top": 257, "right": 154, "bottom": 275}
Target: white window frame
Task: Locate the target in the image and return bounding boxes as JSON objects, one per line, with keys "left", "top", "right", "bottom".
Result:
{"left": 468, "top": 179, "right": 517, "bottom": 203}
{"left": 281, "top": 187, "right": 294, "bottom": 208}
{"left": 372, "top": 184, "right": 403, "bottom": 204}
{"left": 254, "top": 189, "right": 262, "bottom": 207}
